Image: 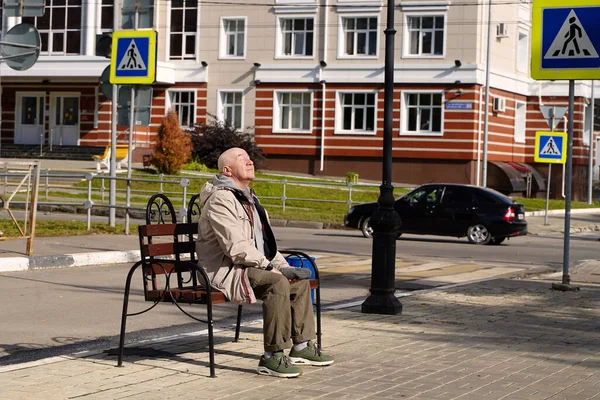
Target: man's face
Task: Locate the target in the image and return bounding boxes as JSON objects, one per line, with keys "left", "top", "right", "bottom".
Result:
{"left": 224, "top": 149, "right": 255, "bottom": 187}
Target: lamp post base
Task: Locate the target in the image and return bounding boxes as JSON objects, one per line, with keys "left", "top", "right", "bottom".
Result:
{"left": 362, "top": 293, "right": 402, "bottom": 315}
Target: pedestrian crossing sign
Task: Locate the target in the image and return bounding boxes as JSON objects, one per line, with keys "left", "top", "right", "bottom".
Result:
{"left": 531, "top": 0, "right": 600, "bottom": 80}
{"left": 109, "top": 30, "right": 157, "bottom": 85}
{"left": 534, "top": 131, "right": 567, "bottom": 164}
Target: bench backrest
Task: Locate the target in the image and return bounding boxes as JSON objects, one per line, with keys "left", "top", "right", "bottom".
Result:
{"left": 138, "top": 223, "right": 200, "bottom": 300}
{"left": 115, "top": 145, "right": 130, "bottom": 159}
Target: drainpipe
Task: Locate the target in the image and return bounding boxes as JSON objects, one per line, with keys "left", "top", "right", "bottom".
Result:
{"left": 476, "top": 86, "right": 483, "bottom": 186}
{"left": 320, "top": 81, "right": 326, "bottom": 172}
{"left": 319, "top": 0, "right": 329, "bottom": 172}
{"left": 481, "top": 0, "right": 493, "bottom": 187}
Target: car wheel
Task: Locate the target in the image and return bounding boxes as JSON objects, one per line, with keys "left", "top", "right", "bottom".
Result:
{"left": 467, "top": 224, "right": 492, "bottom": 245}
{"left": 489, "top": 237, "right": 506, "bottom": 245}
{"left": 361, "top": 217, "right": 373, "bottom": 238}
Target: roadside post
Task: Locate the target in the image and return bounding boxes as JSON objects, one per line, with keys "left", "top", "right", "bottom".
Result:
{"left": 109, "top": 1, "right": 156, "bottom": 234}
{"left": 361, "top": 0, "right": 403, "bottom": 315}
{"left": 531, "top": 0, "right": 600, "bottom": 289}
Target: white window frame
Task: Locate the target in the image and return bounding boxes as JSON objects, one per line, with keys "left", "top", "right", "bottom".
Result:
{"left": 166, "top": 89, "right": 197, "bottom": 130}
{"left": 273, "top": 90, "right": 314, "bottom": 133}
{"left": 402, "top": 13, "right": 447, "bottom": 58}
{"left": 514, "top": 101, "right": 526, "bottom": 143}
{"left": 275, "top": 15, "right": 315, "bottom": 59}
{"left": 516, "top": 30, "right": 529, "bottom": 73}
{"left": 219, "top": 17, "right": 247, "bottom": 59}
{"left": 337, "top": 14, "right": 379, "bottom": 59}
{"left": 400, "top": 90, "right": 444, "bottom": 136}
{"left": 99, "top": 0, "right": 114, "bottom": 33}
{"left": 167, "top": 0, "right": 200, "bottom": 61}
{"left": 23, "top": 0, "right": 83, "bottom": 55}
{"left": 334, "top": 90, "right": 378, "bottom": 135}
{"left": 217, "top": 90, "right": 244, "bottom": 130}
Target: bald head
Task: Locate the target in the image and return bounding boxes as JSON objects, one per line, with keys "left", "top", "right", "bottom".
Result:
{"left": 218, "top": 147, "right": 241, "bottom": 172}
{"left": 217, "top": 147, "right": 255, "bottom": 189}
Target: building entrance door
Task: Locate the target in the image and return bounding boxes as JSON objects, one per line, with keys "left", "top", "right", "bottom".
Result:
{"left": 15, "top": 93, "right": 45, "bottom": 145}
{"left": 50, "top": 94, "right": 80, "bottom": 146}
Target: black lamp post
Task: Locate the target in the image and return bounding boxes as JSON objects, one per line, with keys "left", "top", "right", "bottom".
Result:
{"left": 361, "top": 0, "right": 403, "bottom": 315}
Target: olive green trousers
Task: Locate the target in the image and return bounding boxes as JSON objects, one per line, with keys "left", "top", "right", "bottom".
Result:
{"left": 246, "top": 268, "right": 316, "bottom": 352}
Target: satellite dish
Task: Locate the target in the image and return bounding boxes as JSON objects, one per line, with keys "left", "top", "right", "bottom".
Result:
{"left": 0, "top": 23, "right": 41, "bottom": 71}
{"left": 100, "top": 66, "right": 113, "bottom": 100}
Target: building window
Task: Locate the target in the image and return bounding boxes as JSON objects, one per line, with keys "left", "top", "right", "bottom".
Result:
{"left": 402, "top": 92, "right": 443, "bottom": 135}
{"left": 170, "top": 0, "right": 198, "bottom": 60}
{"left": 340, "top": 16, "right": 378, "bottom": 57}
{"left": 100, "top": 0, "right": 113, "bottom": 32}
{"left": 220, "top": 17, "right": 246, "bottom": 58}
{"left": 517, "top": 31, "right": 529, "bottom": 73}
{"left": 515, "top": 101, "right": 526, "bottom": 143}
{"left": 219, "top": 91, "right": 243, "bottom": 129}
{"left": 275, "top": 92, "right": 312, "bottom": 132}
{"left": 278, "top": 17, "right": 314, "bottom": 57}
{"left": 336, "top": 92, "right": 377, "bottom": 134}
{"left": 168, "top": 90, "right": 196, "bottom": 129}
{"left": 23, "top": 0, "right": 82, "bottom": 55}
{"left": 404, "top": 15, "right": 445, "bottom": 57}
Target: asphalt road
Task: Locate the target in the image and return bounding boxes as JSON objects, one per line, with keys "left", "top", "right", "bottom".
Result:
{"left": 1, "top": 224, "right": 599, "bottom": 366}
{"left": 274, "top": 225, "right": 600, "bottom": 271}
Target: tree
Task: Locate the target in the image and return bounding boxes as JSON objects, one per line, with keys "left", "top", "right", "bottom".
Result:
{"left": 191, "top": 116, "right": 265, "bottom": 169}
{"left": 152, "top": 110, "right": 192, "bottom": 175}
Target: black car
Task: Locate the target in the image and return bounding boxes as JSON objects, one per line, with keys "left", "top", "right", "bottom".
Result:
{"left": 344, "top": 183, "right": 527, "bottom": 245}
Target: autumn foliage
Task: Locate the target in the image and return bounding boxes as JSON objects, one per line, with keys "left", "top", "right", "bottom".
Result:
{"left": 152, "top": 110, "right": 192, "bottom": 174}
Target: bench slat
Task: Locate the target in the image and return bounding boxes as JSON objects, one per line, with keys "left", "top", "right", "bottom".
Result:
{"left": 141, "top": 223, "right": 198, "bottom": 237}
{"left": 146, "top": 289, "right": 228, "bottom": 304}
{"left": 141, "top": 241, "right": 195, "bottom": 257}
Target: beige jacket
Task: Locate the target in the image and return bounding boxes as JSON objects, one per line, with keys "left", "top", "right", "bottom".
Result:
{"left": 195, "top": 177, "right": 289, "bottom": 304}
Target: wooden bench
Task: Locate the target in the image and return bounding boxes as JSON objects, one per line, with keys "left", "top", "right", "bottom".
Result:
{"left": 117, "top": 195, "right": 322, "bottom": 378}
{"left": 92, "top": 144, "right": 133, "bottom": 172}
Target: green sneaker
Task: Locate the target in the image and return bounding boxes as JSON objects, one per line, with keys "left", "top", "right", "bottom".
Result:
{"left": 257, "top": 352, "right": 303, "bottom": 378}
{"left": 289, "top": 341, "right": 334, "bottom": 366}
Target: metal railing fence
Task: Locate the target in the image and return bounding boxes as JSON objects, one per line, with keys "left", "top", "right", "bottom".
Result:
{"left": 0, "top": 166, "right": 414, "bottom": 233}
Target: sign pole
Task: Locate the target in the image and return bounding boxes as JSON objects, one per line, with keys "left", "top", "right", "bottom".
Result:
{"left": 588, "top": 80, "right": 595, "bottom": 204}
{"left": 109, "top": 0, "right": 119, "bottom": 228}
{"left": 125, "top": 86, "right": 134, "bottom": 235}
{"left": 544, "top": 108, "right": 555, "bottom": 225}
{"left": 124, "top": 9, "right": 139, "bottom": 235}
{"left": 560, "top": 80, "right": 575, "bottom": 286}
{"left": 545, "top": 164, "right": 551, "bottom": 225}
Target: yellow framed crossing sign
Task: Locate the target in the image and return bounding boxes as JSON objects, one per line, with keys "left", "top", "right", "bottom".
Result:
{"left": 534, "top": 131, "right": 567, "bottom": 164}
{"left": 109, "top": 30, "right": 157, "bottom": 84}
{"left": 531, "top": 0, "right": 600, "bottom": 80}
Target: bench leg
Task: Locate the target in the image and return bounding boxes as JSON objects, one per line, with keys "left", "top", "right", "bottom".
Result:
{"left": 117, "top": 262, "right": 140, "bottom": 367}
{"left": 234, "top": 305, "right": 243, "bottom": 342}
{"left": 206, "top": 297, "right": 216, "bottom": 378}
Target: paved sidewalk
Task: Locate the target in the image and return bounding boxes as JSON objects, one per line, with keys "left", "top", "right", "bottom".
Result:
{"left": 0, "top": 266, "right": 598, "bottom": 400}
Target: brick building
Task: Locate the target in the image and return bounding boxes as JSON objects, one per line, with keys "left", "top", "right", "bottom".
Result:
{"left": 0, "top": 0, "right": 596, "bottom": 199}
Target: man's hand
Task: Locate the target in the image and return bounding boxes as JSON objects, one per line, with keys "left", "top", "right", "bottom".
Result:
{"left": 271, "top": 268, "right": 282, "bottom": 275}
